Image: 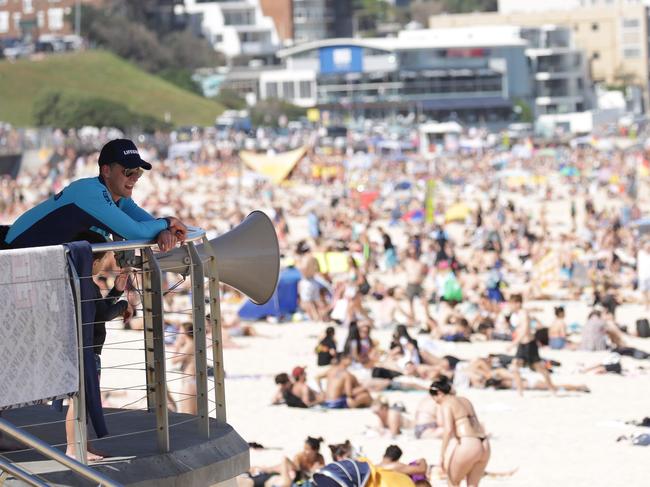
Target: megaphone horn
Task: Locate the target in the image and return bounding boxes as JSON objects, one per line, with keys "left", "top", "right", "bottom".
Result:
{"left": 156, "top": 211, "right": 280, "bottom": 305}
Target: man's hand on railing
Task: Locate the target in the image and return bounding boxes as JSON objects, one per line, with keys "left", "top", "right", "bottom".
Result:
{"left": 156, "top": 230, "right": 178, "bottom": 252}
{"left": 165, "top": 216, "right": 188, "bottom": 243}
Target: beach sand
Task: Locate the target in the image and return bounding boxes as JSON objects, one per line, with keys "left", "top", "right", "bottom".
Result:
{"left": 101, "top": 303, "right": 650, "bottom": 487}
{"left": 222, "top": 313, "right": 650, "bottom": 487}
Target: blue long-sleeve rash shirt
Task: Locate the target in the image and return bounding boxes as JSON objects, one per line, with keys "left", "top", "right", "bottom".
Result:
{"left": 4, "top": 176, "right": 168, "bottom": 248}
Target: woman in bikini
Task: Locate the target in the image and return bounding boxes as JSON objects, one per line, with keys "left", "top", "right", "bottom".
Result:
{"left": 430, "top": 376, "right": 490, "bottom": 487}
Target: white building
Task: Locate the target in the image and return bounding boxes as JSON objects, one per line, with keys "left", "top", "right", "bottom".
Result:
{"left": 498, "top": 0, "right": 647, "bottom": 13}
{"left": 254, "top": 25, "right": 592, "bottom": 125}
{"left": 182, "top": 0, "right": 280, "bottom": 64}
{"left": 521, "top": 25, "right": 593, "bottom": 115}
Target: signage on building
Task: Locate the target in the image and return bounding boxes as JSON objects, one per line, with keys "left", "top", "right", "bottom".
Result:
{"left": 319, "top": 46, "right": 363, "bottom": 74}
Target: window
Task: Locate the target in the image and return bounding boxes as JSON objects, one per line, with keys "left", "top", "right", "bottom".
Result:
{"left": 282, "top": 81, "right": 295, "bottom": 99}
{"left": 299, "top": 80, "right": 311, "bottom": 98}
{"left": 266, "top": 82, "right": 278, "bottom": 98}
{"left": 0, "top": 12, "right": 8, "bottom": 33}
{"left": 223, "top": 11, "right": 252, "bottom": 26}
{"left": 623, "top": 47, "right": 641, "bottom": 58}
{"left": 23, "top": 0, "right": 33, "bottom": 14}
{"left": 622, "top": 18, "right": 640, "bottom": 28}
{"left": 36, "top": 10, "right": 44, "bottom": 27}
{"left": 12, "top": 12, "right": 21, "bottom": 31}
{"left": 48, "top": 8, "right": 64, "bottom": 30}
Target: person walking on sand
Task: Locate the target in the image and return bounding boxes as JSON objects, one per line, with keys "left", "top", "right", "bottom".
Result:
{"left": 509, "top": 294, "right": 556, "bottom": 396}
{"left": 430, "top": 377, "right": 490, "bottom": 487}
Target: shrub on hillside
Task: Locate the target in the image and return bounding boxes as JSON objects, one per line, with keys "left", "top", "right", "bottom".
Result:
{"left": 250, "top": 99, "right": 307, "bottom": 127}
{"left": 33, "top": 91, "right": 170, "bottom": 132}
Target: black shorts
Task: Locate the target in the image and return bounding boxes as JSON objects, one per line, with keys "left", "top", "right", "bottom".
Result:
{"left": 406, "top": 283, "right": 423, "bottom": 300}
{"left": 604, "top": 362, "right": 622, "bottom": 374}
{"left": 515, "top": 340, "right": 541, "bottom": 367}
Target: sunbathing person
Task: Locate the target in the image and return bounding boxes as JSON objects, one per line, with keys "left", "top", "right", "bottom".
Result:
{"left": 291, "top": 366, "right": 324, "bottom": 407}
{"left": 483, "top": 368, "right": 590, "bottom": 393}
{"left": 431, "top": 377, "right": 490, "bottom": 487}
{"left": 371, "top": 397, "right": 411, "bottom": 437}
{"left": 580, "top": 353, "right": 623, "bottom": 374}
{"left": 377, "top": 444, "right": 428, "bottom": 482}
{"left": 316, "top": 353, "right": 372, "bottom": 408}
{"left": 414, "top": 393, "right": 444, "bottom": 439}
{"left": 271, "top": 373, "right": 308, "bottom": 408}
{"left": 243, "top": 436, "right": 326, "bottom": 487}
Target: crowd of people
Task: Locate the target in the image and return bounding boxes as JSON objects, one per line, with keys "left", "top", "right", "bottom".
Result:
{"left": 2, "top": 123, "right": 650, "bottom": 485}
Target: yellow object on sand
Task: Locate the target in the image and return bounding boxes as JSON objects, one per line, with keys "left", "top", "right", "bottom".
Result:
{"left": 359, "top": 458, "right": 416, "bottom": 487}
{"left": 240, "top": 146, "right": 307, "bottom": 184}
{"left": 313, "top": 252, "right": 350, "bottom": 274}
{"left": 445, "top": 202, "right": 471, "bottom": 222}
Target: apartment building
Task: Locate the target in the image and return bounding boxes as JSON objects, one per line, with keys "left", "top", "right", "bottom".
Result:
{"left": 183, "top": 0, "right": 280, "bottom": 65}
{"left": 0, "top": 0, "right": 100, "bottom": 40}
{"left": 292, "top": 0, "right": 352, "bottom": 44}
{"left": 429, "top": 1, "right": 650, "bottom": 109}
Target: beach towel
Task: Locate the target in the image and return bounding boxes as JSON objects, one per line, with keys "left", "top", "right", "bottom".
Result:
{"left": 0, "top": 245, "right": 78, "bottom": 410}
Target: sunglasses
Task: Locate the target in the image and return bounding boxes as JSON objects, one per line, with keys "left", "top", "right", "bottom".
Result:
{"left": 121, "top": 167, "right": 144, "bottom": 179}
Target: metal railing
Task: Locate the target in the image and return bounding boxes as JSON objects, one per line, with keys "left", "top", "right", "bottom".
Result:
{"left": 0, "top": 227, "right": 228, "bottom": 485}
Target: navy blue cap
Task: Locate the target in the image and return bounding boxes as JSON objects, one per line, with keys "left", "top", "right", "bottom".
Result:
{"left": 98, "top": 139, "right": 152, "bottom": 170}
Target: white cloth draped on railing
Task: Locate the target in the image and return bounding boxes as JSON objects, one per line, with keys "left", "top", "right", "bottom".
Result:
{"left": 0, "top": 245, "right": 78, "bottom": 410}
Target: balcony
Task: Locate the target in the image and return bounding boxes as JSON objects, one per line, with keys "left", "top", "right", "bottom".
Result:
{"left": 240, "top": 41, "right": 275, "bottom": 55}
{"left": 0, "top": 216, "right": 279, "bottom": 486}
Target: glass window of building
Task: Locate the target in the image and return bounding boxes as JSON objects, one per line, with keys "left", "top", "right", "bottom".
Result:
{"left": 623, "top": 48, "right": 641, "bottom": 58}
{"left": 0, "top": 12, "right": 8, "bottom": 33}
{"left": 299, "top": 81, "right": 311, "bottom": 98}
{"left": 283, "top": 81, "right": 295, "bottom": 99}
{"left": 12, "top": 12, "right": 21, "bottom": 31}
{"left": 48, "top": 8, "right": 64, "bottom": 30}
{"left": 622, "top": 18, "right": 640, "bottom": 28}
{"left": 266, "top": 82, "right": 278, "bottom": 98}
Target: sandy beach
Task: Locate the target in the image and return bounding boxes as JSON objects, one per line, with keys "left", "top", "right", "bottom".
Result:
{"left": 223, "top": 314, "right": 650, "bottom": 487}
{"left": 99, "top": 299, "right": 650, "bottom": 487}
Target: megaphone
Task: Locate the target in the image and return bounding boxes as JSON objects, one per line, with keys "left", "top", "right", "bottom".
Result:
{"left": 156, "top": 211, "right": 280, "bottom": 305}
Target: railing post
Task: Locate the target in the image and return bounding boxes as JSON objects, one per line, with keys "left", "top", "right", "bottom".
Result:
{"left": 201, "top": 237, "right": 227, "bottom": 423}
{"left": 142, "top": 247, "right": 170, "bottom": 452}
{"left": 187, "top": 242, "right": 210, "bottom": 438}
{"left": 66, "top": 255, "right": 87, "bottom": 465}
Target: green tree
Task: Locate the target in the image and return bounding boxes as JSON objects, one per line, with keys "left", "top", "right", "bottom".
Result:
{"left": 33, "top": 91, "right": 170, "bottom": 132}
{"left": 70, "top": 4, "right": 222, "bottom": 92}
{"left": 513, "top": 98, "right": 533, "bottom": 124}
{"left": 250, "top": 99, "right": 306, "bottom": 127}
{"left": 213, "top": 88, "right": 247, "bottom": 111}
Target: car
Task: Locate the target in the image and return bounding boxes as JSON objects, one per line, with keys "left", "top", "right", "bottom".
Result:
{"left": 2, "top": 40, "right": 33, "bottom": 59}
